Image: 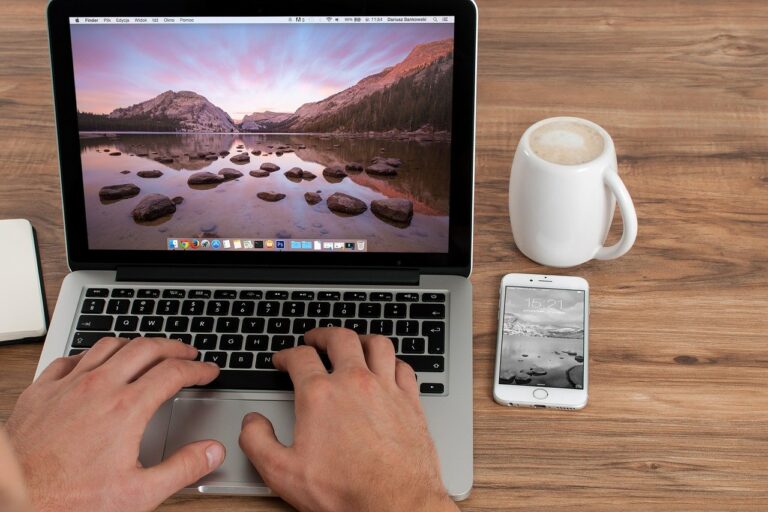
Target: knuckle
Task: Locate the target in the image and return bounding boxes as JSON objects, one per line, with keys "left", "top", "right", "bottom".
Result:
{"left": 302, "top": 375, "right": 331, "bottom": 398}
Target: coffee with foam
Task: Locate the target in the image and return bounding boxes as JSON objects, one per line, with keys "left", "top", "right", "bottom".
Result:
{"left": 529, "top": 120, "right": 605, "bottom": 165}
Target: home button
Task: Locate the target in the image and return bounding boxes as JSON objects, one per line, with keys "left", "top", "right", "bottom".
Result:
{"left": 533, "top": 388, "right": 548, "bottom": 400}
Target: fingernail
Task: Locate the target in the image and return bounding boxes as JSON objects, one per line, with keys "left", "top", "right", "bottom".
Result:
{"left": 205, "top": 443, "right": 225, "bottom": 469}
{"left": 206, "top": 362, "right": 220, "bottom": 369}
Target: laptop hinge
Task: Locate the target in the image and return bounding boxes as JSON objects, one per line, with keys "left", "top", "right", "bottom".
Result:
{"left": 116, "top": 266, "right": 421, "bottom": 286}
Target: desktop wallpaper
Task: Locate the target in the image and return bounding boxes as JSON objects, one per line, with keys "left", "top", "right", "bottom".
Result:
{"left": 71, "top": 22, "right": 454, "bottom": 252}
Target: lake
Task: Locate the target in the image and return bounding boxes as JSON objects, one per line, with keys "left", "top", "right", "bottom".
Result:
{"left": 498, "top": 334, "right": 584, "bottom": 389}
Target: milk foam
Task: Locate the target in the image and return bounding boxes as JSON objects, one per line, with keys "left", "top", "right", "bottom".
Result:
{"left": 529, "top": 121, "right": 605, "bottom": 165}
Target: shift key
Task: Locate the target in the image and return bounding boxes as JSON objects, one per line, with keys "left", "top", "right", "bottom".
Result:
{"left": 76, "top": 315, "right": 113, "bottom": 331}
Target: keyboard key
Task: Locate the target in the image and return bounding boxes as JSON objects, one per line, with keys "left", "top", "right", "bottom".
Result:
{"left": 318, "top": 319, "right": 342, "bottom": 328}
{"left": 292, "top": 318, "right": 316, "bottom": 334}
{"left": 333, "top": 302, "right": 356, "bottom": 318}
{"left": 282, "top": 301, "right": 306, "bottom": 317}
{"left": 216, "top": 317, "right": 240, "bottom": 333}
{"left": 106, "top": 299, "right": 130, "bottom": 315}
{"left": 111, "top": 288, "right": 135, "bottom": 298}
{"left": 138, "top": 289, "right": 160, "bottom": 298}
{"left": 410, "top": 304, "right": 446, "bottom": 320}
{"left": 369, "top": 292, "right": 393, "bottom": 301}
{"left": 344, "top": 319, "right": 368, "bottom": 334}
{"left": 144, "top": 333, "right": 166, "bottom": 339}
{"left": 193, "top": 334, "right": 218, "bottom": 350}
{"left": 422, "top": 293, "right": 446, "bottom": 303}
{"left": 198, "top": 369, "right": 292, "bottom": 390}
{"left": 420, "top": 383, "right": 445, "bottom": 394}
{"left": 115, "top": 315, "right": 139, "bottom": 331}
{"left": 157, "top": 300, "right": 180, "bottom": 315}
{"left": 204, "top": 351, "right": 227, "bottom": 368}
{"left": 181, "top": 300, "right": 204, "bottom": 315}
{"left": 242, "top": 317, "right": 265, "bottom": 333}
{"left": 191, "top": 317, "right": 214, "bottom": 332}
{"left": 245, "top": 335, "right": 269, "bottom": 351}
{"left": 69, "top": 349, "right": 87, "bottom": 356}
{"left": 271, "top": 335, "right": 295, "bottom": 351}
{"left": 389, "top": 337, "right": 399, "bottom": 352}
{"left": 165, "top": 316, "right": 189, "bottom": 332}
{"left": 266, "top": 290, "right": 289, "bottom": 300}
{"left": 256, "top": 352, "right": 276, "bottom": 369}
{"left": 398, "top": 355, "right": 444, "bottom": 372}
{"left": 384, "top": 303, "right": 407, "bottom": 318}
{"left": 139, "top": 316, "right": 164, "bottom": 331}
{"left": 257, "top": 301, "right": 280, "bottom": 317}
{"left": 214, "top": 290, "right": 237, "bottom": 299}
{"left": 402, "top": 337, "right": 426, "bottom": 354}
{"left": 71, "top": 331, "right": 114, "bottom": 348}
{"left": 307, "top": 302, "right": 331, "bottom": 317}
{"left": 131, "top": 299, "right": 155, "bottom": 315}
{"left": 189, "top": 290, "right": 212, "bottom": 299}
{"left": 232, "top": 301, "right": 255, "bottom": 316}
{"left": 267, "top": 318, "right": 290, "bottom": 334}
{"left": 291, "top": 291, "right": 315, "bottom": 300}
{"left": 206, "top": 300, "right": 230, "bottom": 316}
{"left": 343, "top": 291, "right": 367, "bottom": 301}
{"left": 169, "top": 333, "right": 192, "bottom": 344}
{"left": 396, "top": 320, "right": 419, "bottom": 336}
{"left": 220, "top": 334, "right": 244, "bottom": 351}
{"left": 230, "top": 352, "right": 254, "bottom": 369}
{"left": 395, "top": 292, "right": 419, "bottom": 302}
{"left": 317, "top": 291, "right": 340, "bottom": 301}
{"left": 358, "top": 303, "right": 381, "bottom": 318}
{"left": 81, "top": 299, "right": 105, "bottom": 314}
{"left": 85, "top": 288, "right": 108, "bottom": 297}
{"left": 118, "top": 332, "right": 141, "bottom": 340}
{"left": 423, "top": 321, "right": 446, "bottom": 354}
{"left": 240, "top": 290, "right": 263, "bottom": 299}
{"left": 77, "top": 315, "right": 113, "bottom": 331}
{"left": 162, "top": 289, "right": 186, "bottom": 298}
{"left": 370, "top": 320, "right": 393, "bottom": 336}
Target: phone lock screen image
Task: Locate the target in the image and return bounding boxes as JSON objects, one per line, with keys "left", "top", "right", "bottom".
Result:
{"left": 499, "top": 287, "right": 585, "bottom": 389}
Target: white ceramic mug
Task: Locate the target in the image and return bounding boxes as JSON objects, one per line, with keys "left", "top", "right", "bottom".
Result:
{"left": 508, "top": 117, "right": 637, "bottom": 267}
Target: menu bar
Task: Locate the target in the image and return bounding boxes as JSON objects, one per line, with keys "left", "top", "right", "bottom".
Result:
{"left": 167, "top": 238, "right": 368, "bottom": 252}
{"left": 70, "top": 16, "right": 455, "bottom": 25}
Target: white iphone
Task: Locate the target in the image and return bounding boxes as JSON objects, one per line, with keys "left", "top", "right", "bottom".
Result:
{"left": 493, "top": 273, "right": 589, "bottom": 409}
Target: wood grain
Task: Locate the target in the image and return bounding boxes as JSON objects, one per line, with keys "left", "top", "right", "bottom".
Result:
{"left": 1, "top": 1, "right": 767, "bottom": 510}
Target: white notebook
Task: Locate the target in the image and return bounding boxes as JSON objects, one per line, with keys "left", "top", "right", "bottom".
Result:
{"left": 0, "top": 219, "right": 47, "bottom": 344}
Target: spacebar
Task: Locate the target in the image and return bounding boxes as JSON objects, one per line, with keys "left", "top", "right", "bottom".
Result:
{"left": 197, "top": 370, "right": 294, "bottom": 391}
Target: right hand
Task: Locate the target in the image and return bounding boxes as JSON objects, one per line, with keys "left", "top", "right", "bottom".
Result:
{"left": 238, "top": 328, "right": 459, "bottom": 512}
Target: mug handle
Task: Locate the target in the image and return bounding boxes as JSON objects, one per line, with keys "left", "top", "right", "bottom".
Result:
{"left": 594, "top": 168, "right": 638, "bottom": 260}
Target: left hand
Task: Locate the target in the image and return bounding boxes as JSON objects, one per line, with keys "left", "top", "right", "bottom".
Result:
{"left": 5, "top": 337, "right": 225, "bottom": 512}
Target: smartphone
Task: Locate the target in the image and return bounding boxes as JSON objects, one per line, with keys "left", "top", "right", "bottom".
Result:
{"left": 493, "top": 273, "right": 589, "bottom": 409}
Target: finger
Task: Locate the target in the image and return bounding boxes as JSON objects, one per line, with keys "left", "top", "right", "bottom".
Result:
{"left": 141, "top": 440, "right": 225, "bottom": 505}
{"left": 303, "top": 327, "right": 366, "bottom": 371}
{"left": 272, "top": 346, "right": 327, "bottom": 389}
{"left": 239, "top": 412, "right": 294, "bottom": 490}
{"left": 395, "top": 359, "right": 419, "bottom": 398}
{"left": 130, "top": 359, "right": 220, "bottom": 416}
{"left": 36, "top": 353, "right": 86, "bottom": 382}
{"left": 70, "top": 337, "right": 129, "bottom": 374}
{"left": 100, "top": 337, "right": 199, "bottom": 383}
{"left": 360, "top": 335, "right": 397, "bottom": 378}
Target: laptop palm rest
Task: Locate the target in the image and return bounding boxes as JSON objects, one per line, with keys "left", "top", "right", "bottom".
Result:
{"left": 163, "top": 398, "right": 295, "bottom": 494}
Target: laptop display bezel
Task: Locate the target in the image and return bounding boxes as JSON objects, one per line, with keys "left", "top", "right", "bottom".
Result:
{"left": 47, "top": 0, "right": 476, "bottom": 276}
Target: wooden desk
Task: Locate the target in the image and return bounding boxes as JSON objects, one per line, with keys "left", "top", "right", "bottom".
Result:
{"left": 1, "top": 1, "right": 766, "bottom": 510}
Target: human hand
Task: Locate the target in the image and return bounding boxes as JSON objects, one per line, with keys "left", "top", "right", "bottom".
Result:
{"left": 239, "top": 328, "right": 459, "bottom": 512}
{"left": 5, "top": 337, "right": 226, "bottom": 512}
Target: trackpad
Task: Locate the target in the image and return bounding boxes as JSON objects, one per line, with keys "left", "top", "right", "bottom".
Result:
{"left": 164, "top": 398, "right": 295, "bottom": 490}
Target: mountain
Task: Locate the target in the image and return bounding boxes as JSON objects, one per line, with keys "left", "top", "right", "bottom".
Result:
{"left": 503, "top": 314, "right": 584, "bottom": 339}
{"left": 106, "top": 90, "right": 238, "bottom": 132}
{"left": 240, "top": 111, "right": 296, "bottom": 132}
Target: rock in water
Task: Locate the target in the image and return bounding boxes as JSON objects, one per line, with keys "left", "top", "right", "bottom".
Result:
{"left": 260, "top": 162, "right": 281, "bottom": 173}
{"left": 137, "top": 170, "right": 163, "bottom": 178}
{"left": 304, "top": 192, "right": 322, "bottom": 205}
{"left": 301, "top": 170, "right": 317, "bottom": 180}
{"left": 171, "top": 196, "right": 184, "bottom": 205}
{"left": 284, "top": 167, "right": 304, "bottom": 179}
{"left": 155, "top": 156, "right": 174, "bottom": 163}
{"left": 257, "top": 191, "right": 286, "bottom": 202}
{"left": 188, "top": 171, "right": 225, "bottom": 185}
{"left": 218, "top": 168, "right": 243, "bottom": 181}
{"left": 230, "top": 153, "right": 251, "bottom": 164}
{"left": 249, "top": 170, "right": 270, "bottom": 178}
{"left": 131, "top": 194, "right": 176, "bottom": 221}
{"left": 322, "top": 166, "right": 348, "bottom": 179}
{"left": 204, "top": 154, "right": 219, "bottom": 161}
{"left": 109, "top": 152, "right": 122, "bottom": 156}
{"left": 219, "top": 150, "right": 230, "bottom": 156}
{"left": 371, "top": 198, "right": 413, "bottom": 224}
{"left": 120, "top": 170, "right": 131, "bottom": 175}
{"left": 99, "top": 184, "right": 140, "bottom": 200}
{"left": 327, "top": 192, "right": 367, "bottom": 215}
{"left": 366, "top": 163, "right": 398, "bottom": 176}
{"left": 251, "top": 150, "right": 262, "bottom": 156}
{"left": 373, "top": 157, "right": 402, "bottom": 167}
{"left": 345, "top": 162, "right": 364, "bottom": 172}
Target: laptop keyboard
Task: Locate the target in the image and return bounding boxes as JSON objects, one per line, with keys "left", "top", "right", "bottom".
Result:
{"left": 69, "top": 287, "right": 448, "bottom": 395}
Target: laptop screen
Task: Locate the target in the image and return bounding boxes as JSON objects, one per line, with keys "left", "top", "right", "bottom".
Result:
{"left": 69, "top": 16, "right": 455, "bottom": 255}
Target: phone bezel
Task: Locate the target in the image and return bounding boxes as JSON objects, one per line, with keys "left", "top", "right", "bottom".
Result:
{"left": 492, "top": 273, "right": 589, "bottom": 409}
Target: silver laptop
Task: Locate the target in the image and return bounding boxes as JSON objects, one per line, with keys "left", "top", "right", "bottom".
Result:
{"left": 39, "top": 0, "right": 478, "bottom": 500}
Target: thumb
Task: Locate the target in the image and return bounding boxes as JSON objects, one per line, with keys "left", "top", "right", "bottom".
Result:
{"left": 239, "top": 412, "right": 294, "bottom": 487}
{"left": 141, "top": 440, "right": 225, "bottom": 504}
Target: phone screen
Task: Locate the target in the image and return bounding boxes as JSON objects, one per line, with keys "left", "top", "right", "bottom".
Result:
{"left": 498, "top": 286, "right": 585, "bottom": 389}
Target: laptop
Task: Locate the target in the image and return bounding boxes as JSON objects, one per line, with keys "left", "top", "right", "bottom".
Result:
{"left": 39, "top": 0, "right": 477, "bottom": 500}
